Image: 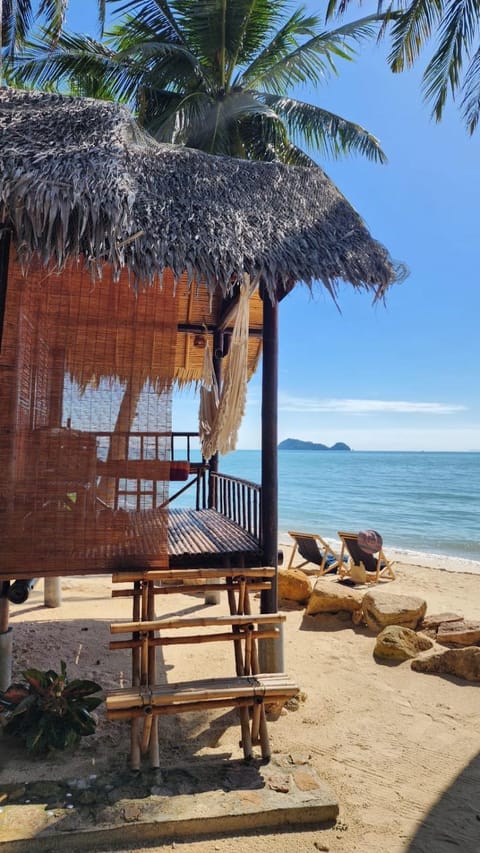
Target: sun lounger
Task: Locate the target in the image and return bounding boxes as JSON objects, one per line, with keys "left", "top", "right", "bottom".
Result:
{"left": 287, "top": 531, "right": 341, "bottom": 575}
{"left": 337, "top": 530, "right": 395, "bottom": 584}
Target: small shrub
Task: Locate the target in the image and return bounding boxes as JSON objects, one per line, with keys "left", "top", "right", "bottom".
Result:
{"left": 0, "top": 661, "right": 102, "bottom": 754}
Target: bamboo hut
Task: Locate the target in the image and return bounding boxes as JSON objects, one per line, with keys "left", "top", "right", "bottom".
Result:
{"left": 0, "top": 87, "right": 401, "bottom": 593}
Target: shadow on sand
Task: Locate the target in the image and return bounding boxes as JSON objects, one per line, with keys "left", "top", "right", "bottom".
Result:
{"left": 407, "top": 750, "right": 480, "bottom": 853}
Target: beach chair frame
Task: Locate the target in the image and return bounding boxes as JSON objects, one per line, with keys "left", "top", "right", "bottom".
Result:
{"left": 337, "top": 531, "right": 396, "bottom": 584}
{"left": 287, "top": 531, "right": 341, "bottom": 575}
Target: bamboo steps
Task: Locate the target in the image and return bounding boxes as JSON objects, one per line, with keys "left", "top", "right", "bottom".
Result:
{"left": 106, "top": 565, "right": 299, "bottom": 769}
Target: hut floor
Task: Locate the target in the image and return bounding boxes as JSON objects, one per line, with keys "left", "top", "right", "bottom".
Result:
{"left": 0, "top": 507, "right": 262, "bottom": 581}
{"left": 167, "top": 508, "right": 261, "bottom": 568}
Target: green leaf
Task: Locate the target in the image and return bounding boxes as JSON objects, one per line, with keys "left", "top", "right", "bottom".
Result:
{"left": 63, "top": 679, "right": 102, "bottom": 698}
{"left": 261, "top": 93, "right": 387, "bottom": 162}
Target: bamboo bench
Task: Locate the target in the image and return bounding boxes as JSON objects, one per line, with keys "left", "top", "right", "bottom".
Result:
{"left": 106, "top": 671, "right": 298, "bottom": 762}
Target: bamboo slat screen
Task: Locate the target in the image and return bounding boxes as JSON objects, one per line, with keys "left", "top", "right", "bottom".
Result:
{"left": 0, "top": 255, "right": 179, "bottom": 580}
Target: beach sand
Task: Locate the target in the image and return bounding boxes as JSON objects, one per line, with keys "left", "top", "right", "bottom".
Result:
{"left": 2, "top": 544, "right": 480, "bottom": 853}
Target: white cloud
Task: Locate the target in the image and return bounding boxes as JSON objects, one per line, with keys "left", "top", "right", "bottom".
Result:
{"left": 278, "top": 393, "right": 466, "bottom": 415}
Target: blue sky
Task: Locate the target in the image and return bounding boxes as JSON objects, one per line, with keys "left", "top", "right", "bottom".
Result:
{"left": 67, "top": 1, "right": 480, "bottom": 452}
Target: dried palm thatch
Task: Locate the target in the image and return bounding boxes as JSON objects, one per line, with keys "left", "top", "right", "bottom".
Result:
{"left": 0, "top": 87, "right": 403, "bottom": 299}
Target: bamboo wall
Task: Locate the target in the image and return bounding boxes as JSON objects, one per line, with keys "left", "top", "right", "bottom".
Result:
{"left": 0, "top": 253, "right": 179, "bottom": 580}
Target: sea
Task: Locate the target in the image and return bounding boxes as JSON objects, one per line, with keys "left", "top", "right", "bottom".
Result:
{"left": 211, "top": 450, "right": 480, "bottom": 570}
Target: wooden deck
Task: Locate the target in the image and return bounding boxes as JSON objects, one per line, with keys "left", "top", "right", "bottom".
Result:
{"left": 167, "top": 508, "right": 262, "bottom": 567}
{"left": 0, "top": 507, "right": 263, "bottom": 582}
{"left": 110, "top": 507, "right": 262, "bottom": 570}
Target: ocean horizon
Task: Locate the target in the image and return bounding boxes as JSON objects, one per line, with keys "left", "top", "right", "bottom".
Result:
{"left": 211, "top": 449, "right": 480, "bottom": 568}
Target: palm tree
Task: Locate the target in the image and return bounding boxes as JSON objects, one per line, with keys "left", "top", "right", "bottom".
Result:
{"left": 15, "top": 0, "right": 389, "bottom": 164}
{"left": 326, "top": 0, "right": 480, "bottom": 133}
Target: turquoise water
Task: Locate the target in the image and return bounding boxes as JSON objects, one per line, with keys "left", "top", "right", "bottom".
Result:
{"left": 215, "top": 450, "right": 480, "bottom": 563}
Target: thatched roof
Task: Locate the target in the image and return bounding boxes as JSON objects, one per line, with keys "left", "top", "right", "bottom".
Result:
{"left": 0, "top": 87, "right": 402, "bottom": 299}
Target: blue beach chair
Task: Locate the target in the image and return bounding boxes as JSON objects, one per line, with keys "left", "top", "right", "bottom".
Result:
{"left": 287, "top": 531, "right": 341, "bottom": 575}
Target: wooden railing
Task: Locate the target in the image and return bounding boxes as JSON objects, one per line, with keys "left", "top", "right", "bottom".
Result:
{"left": 91, "top": 432, "right": 261, "bottom": 539}
{"left": 93, "top": 431, "right": 206, "bottom": 510}
{"left": 209, "top": 472, "right": 261, "bottom": 540}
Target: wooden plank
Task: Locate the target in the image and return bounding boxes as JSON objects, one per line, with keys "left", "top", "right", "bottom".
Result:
{"left": 107, "top": 695, "right": 264, "bottom": 720}
{"left": 110, "top": 628, "right": 281, "bottom": 650}
{"left": 133, "top": 566, "right": 275, "bottom": 578}
{"left": 112, "top": 581, "right": 271, "bottom": 598}
{"left": 110, "top": 613, "right": 285, "bottom": 633}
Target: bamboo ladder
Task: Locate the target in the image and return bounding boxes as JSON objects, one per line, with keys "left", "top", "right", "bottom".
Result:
{"left": 106, "top": 565, "right": 298, "bottom": 769}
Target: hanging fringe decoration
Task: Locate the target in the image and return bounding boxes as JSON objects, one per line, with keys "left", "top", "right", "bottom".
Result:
{"left": 198, "top": 338, "right": 219, "bottom": 461}
{"left": 199, "top": 278, "right": 251, "bottom": 461}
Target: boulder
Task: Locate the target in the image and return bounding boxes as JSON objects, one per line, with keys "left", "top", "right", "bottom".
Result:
{"left": 436, "top": 620, "right": 480, "bottom": 646}
{"left": 374, "top": 625, "right": 433, "bottom": 661}
{"left": 420, "top": 612, "right": 463, "bottom": 631}
{"left": 411, "top": 647, "right": 480, "bottom": 682}
{"left": 362, "top": 589, "right": 427, "bottom": 633}
{"left": 306, "top": 577, "right": 364, "bottom": 616}
{"left": 278, "top": 568, "right": 311, "bottom": 604}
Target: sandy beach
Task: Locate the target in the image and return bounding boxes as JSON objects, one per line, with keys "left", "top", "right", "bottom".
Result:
{"left": 2, "top": 544, "right": 480, "bottom": 853}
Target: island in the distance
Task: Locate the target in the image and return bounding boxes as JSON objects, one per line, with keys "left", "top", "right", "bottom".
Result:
{"left": 278, "top": 438, "right": 351, "bottom": 451}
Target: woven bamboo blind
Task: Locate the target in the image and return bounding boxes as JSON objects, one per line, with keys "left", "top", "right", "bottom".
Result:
{"left": 0, "top": 256, "right": 179, "bottom": 580}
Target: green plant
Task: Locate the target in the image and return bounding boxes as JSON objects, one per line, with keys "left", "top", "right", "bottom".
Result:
{"left": 0, "top": 661, "right": 102, "bottom": 754}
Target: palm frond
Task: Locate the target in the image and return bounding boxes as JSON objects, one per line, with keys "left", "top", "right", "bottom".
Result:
{"left": 387, "top": 0, "right": 443, "bottom": 70}
{"left": 108, "top": 9, "right": 212, "bottom": 89}
{"left": 181, "top": 88, "right": 277, "bottom": 152}
{"left": 261, "top": 93, "right": 387, "bottom": 162}
{"left": 112, "top": 35, "right": 207, "bottom": 89}
{"left": 275, "top": 140, "right": 318, "bottom": 167}
{"left": 243, "top": 122, "right": 319, "bottom": 165}
{"left": 138, "top": 87, "right": 200, "bottom": 138}
{"left": 240, "top": 6, "right": 320, "bottom": 90}
{"left": 2, "top": 0, "right": 34, "bottom": 55}
{"left": 14, "top": 31, "right": 138, "bottom": 98}
{"left": 39, "top": 0, "right": 68, "bottom": 37}
{"left": 246, "top": 15, "right": 386, "bottom": 94}
{"left": 224, "top": 0, "right": 292, "bottom": 77}
{"left": 461, "top": 44, "right": 480, "bottom": 132}
{"left": 110, "top": 0, "right": 186, "bottom": 45}
{"left": 421, "top": 0, "right": 480, "bottom": 121}
{"left": 325, "top": 0, "right": 408, "bottom": 19}
{"left": 171, "top": 0, "right": 291, "bottom": 78}
{"left": 235, "top": 110, "right": 290, "bottom": 161}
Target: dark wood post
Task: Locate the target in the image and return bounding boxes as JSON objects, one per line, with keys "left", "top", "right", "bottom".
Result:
{"left": 260, "top": 290, "right": 278, "bottom": 611}
{"left": 259, "top": 288, "right": 283, "bottom": 671}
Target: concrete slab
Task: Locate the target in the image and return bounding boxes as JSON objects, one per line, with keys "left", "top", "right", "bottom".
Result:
{"left": 0, "top": 755, "right": 338, "bottom": 852}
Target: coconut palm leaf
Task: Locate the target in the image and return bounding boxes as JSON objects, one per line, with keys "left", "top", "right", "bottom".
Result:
{"left": 15, "top": 31, "right": 128, "bottom": 94}
{"left": 172, "top": 0, "right": 288, "bottom": 72}
{"left": 2, "top": 0, "right": 35, "bottom": 54}
{"left": 461, "top": 44, "right": 480, "bottom": 131}
{"left": 326, "top": 0, "right": 480, "bottom": 132}
{"left": 387, "top": 1, "right": 444, "bottom": 70}
{"left": 1, "top": 0, "right": 105, "bottom": 56}
{"left": 261, "top": 93, "right": 386, "bottom": 162}
{"left": 418, "top": 0, "right": 480, "bottom": 121}
{"left": 243, "top": 13, "right": 385, "bottom": 93}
